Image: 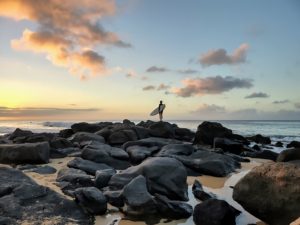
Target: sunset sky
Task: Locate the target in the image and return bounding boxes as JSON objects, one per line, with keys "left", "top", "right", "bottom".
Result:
{"left": 0, "top": 0, "right": 300, "bottom": 121}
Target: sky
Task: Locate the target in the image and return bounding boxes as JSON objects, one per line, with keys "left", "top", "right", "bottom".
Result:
{"left": 0, "top": 0, "right": 300, "bottom": 121}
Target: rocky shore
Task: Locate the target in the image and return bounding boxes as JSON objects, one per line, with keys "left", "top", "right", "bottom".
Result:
{"left": 0, "top": 120, "right": 299, "bottom": 225}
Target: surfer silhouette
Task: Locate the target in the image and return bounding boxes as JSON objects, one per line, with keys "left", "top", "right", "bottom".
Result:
{"left": 149, "top": 100, "right": 166, "bottom": 121}
{"left": 158, "top": 100, "right": 165, "bottom": 121}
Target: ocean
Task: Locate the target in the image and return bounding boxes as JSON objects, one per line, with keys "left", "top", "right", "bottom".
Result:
{"left": 1, "top": 120, "right": 300, "bottom": 152}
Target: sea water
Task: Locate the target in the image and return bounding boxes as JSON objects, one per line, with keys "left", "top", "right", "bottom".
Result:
{"left": 1, "top": 120, "right": 300, "bottom": 152}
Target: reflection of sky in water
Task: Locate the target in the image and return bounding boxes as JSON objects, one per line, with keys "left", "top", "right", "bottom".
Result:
{"left": 95, "top": 168, "right": 263, "bottom": 225}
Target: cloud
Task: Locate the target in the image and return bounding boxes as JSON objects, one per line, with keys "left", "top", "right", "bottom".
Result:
{"left": 0, "top": 106, "right": 100, "bottom": 118}
{"left": 146, "top": 66, "right": 169, "bottom": 73}
{"left": 142, "top": 83, "right": 170, "bottom": 92}
{"left": 191, "top": 104, "right": 226, "bottom": 114}
{"left": 157, "top": 84, "right": 170, "bottom": 91}
{"left": 0, "top": 0, "right": 130, "bottom": 79}
{"left": 142, "top": 85, "right": 156, "bottom": 91}
{"left": 199, "top": 43, "right": 249, "bottom": 67}
{"left": 272, "top": 100, "right": 289, "bottom": 104}
{"left": 172, "top": 76, "right": 253, "bottom": 97}
{"left": 295, "top": 103, "right": 300, "bottom": 109}
{"left": 190, "top": 104, "right": 300, "bottom": 120}
{"left": 177, "top": 69, "right": 199, "bottom": 74}
{"left": 124, "top": 69, "right": 138, "bottom": 79}
{"left": 245, "top": 92, "right": 269, "bottom": 99}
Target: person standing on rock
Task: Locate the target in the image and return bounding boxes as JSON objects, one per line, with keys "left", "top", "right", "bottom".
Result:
{"left": 158, "top": 100, "right": 165, "bottom": 122}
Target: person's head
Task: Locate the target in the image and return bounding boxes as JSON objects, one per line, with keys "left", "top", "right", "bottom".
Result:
{"left": 160, "top": 100, "right": 163, "bottom": 104}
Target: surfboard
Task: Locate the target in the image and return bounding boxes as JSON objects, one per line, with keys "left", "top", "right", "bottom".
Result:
{"left": 150, "top": 104, "right": 166, "bottom": 116}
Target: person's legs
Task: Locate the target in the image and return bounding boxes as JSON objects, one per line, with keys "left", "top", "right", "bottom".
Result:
{"left": 159, "top": 112, "right": 163, "bottom": 121}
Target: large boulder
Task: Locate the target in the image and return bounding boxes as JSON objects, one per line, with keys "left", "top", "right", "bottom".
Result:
{"left": 174, "top": 127, "right": 195, "bottom": 142}
{"left": 8, "top": 128, "right": 33, "bottom": 140}
{"left": 122, "top": 175, "right": 156, "bottom": 216}
{"left": 107, "top": 129, "right": 138, "bottom": 145}
{"left": 170, "top": 149, "right": 241, "bottom": 177}
{"left": 193, "top": 199, "right": 240, "bottom": 225}
{"left": 123, "top": 137, "right": 182, "bottom": 150}
{"left": 194, "top": 121, "right": 241, "bottom": 146}
{"left": 213, "top": 137, "right": 244, "bottom": 155}
{"left": 81, "top": 144, "right": 130, "bottom": 170}
{"left": 0, "top": 142, "right": 50, "bottom": 164}
{"left": 95, "top": 169, "right": 116, "bottom": 189}
{"left": 19, "top": 133, "right": 55, "bottom": 144}
{"left": 277, "top": 148, "right": 300, "bottom": 162}
{"left": 233, "top": 162, "right": 300, "bottom": 225}
{"left": 74, "top": 187, "right": 107, "bottom": 215}
{"left": 67, "top": 157, "right": 113, "bottom": 175}
{"left": 155, "top": 194, "right": 193, "bottom": 219}
{"left": 109, "top": 157, "right": 188, "bottom": 201}
{"left": 71, "top": 122, "right": 105, "bottom": 133}
{"left": 247, "top": 134, "right": 271, "bottom": 145}
{"left": 157, "top": 144, "right": 195, "bottom": 157}
{"left": 103, "top": 190, "right": 124, "bottom": 208}
{"left": 286, "top": 141, "right": 300, "bottom": 148}
{"left": 58, "top": 128, "right": 74, "bottom": 138}
{"left": 148, "top": 121, "right": 175, "bottom": 138}
{"left": 49, "top": 137, "right": 74, "bottom": 149}
{"left": 241, "top": 150, "right": 278, "bottom": 161}
{"left": 56, "top": 168, "right": 94, "bottom": 195}
{"left": 68, "top": 132, "right": 105, "bottom": 144}
{"left": 0, "top": 166, "right": 92, "bottom": 224}
{"left": 126, "top": 145, "right": 159, "bottom": 164}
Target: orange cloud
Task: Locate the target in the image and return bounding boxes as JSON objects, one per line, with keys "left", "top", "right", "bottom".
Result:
{"left": 200, "top": 43, "right": 249, "bottom": 67}
{"left": 0, "top": 0, "right": 130, "bottom": 79}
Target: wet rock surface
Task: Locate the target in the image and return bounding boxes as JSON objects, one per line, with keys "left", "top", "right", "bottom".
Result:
{"left": 193, "top": 199, "right": 241, "bottom": 225}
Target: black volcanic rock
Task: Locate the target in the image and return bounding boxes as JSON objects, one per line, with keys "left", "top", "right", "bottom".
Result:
{"left": 192, "top": 180, "right": 214, "bottom": 201}
{"left": 59, "top": 129, "right": 74, "bottom": 138}
{"left": 95, "top": 169, "right": 116, "bottom": 189}
{"left": 74, "top": 187, "right": 107, "bottom": 215}
{"left": 155, "top": 194, "right": 193, "bottom": 219}
{"left": 194, "top": 121, "right": 247, "bottom": 146}
{"left": 287, "top": 141, "right": 300, "bottom": 148}
{"left": 81, "top": 143, "right": 130, "bottom": 170}
{"left": 169, "top": 149, "right": 240, "bottom": 177}
{"left": 0, "top": 142, "right": 50, "bottom": 164}
{"left": 0, "top": 166, "right": 92, "bottom": 224}
{"left": 9, "top": 128, "right": 33, "bottom": 140}
{"left": 109, "top": 157, "right": 188, "bottom": 201}
{"left": 247, "top": 134, "right": 271, "bottom": 145}
{"left": 193, "top": 199, "right": 240, "bottom": 225}
{"left": 213, "top": 137, "right": 244, "bottom": 155}
{"left": 157, "top": 144, "right": 195, "bottom": 157}
{"left": 71, "top": 122, "right": 104, "bottom": 133}
{"left": 67, "top": 157, "right": 113, "bottom": 175}
{"left": 241, "top": 150, "right": 278, "bottom": 161}
{"left": 68, "top": 132, "right": 105, "bottom": 144}
{"left": 122, "top": 175, "right": 157, "bottom": 216}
